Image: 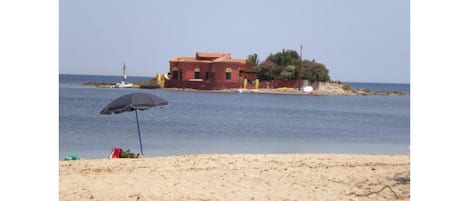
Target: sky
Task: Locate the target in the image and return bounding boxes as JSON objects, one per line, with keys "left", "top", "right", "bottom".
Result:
{"left": 59, "top": 0, "right": 409, "bottom": 83}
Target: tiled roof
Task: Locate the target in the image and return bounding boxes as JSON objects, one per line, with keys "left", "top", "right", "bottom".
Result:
{"left": 171, "top": 52, "right": 245, "bottom": 64}
{"left": 226, "top": 58, "right": 247, "bottom": 64}
{"left": 212, "top": 58, "right": 246, "bottom": 64}
{"left": 170, "top": 56, "right": 211, "bottom": 63}
{"left": 196, "top": 52, "right": 231, "bottom": 59}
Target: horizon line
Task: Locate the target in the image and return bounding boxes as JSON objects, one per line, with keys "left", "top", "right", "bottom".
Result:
{"left": 58, "top": 73, "right": 410, "bottom": 85}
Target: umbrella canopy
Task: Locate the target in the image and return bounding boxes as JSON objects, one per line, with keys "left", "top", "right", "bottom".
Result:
{"left": 100, "top": 92, "right": 169, "bottom": 156}
{"left": 100, "top": 92, "right": 169, "bottom": 115}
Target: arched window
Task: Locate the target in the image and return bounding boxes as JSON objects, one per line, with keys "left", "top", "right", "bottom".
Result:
{"left": 225, "top": 68, "right": 232, "bottom": 80}
{"left": 171, "top": 67, "right": 179, "bottom": 80}
{"left": 194, "top": 67, "right": 201, "bottom": 79}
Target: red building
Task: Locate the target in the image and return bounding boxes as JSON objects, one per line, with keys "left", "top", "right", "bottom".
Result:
{"left": 165, "top": 52, "right": 248, "bottom": 90}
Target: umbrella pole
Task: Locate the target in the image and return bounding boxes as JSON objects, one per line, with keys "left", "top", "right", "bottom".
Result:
{"left": 135, "top": 110, "right": 144, "bottom": 156}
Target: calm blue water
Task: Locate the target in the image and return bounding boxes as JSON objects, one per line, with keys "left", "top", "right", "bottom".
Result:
{"left": 344, "top": 82, "right": 410, "bottom": 94}
{"left": 59, "top": 74, "right": 410, "bottom": 159}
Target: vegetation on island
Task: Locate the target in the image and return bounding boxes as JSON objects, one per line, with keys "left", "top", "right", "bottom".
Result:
{"left": 81, "top": 50, "right": 407, "bottom": 96}
{"left": 247, "top": 49, "right": 331, "bottom": 82}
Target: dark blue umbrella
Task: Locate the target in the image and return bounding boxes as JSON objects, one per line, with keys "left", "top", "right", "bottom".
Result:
{"left": 100, "top": 92, "right": 169, "bottom": 156}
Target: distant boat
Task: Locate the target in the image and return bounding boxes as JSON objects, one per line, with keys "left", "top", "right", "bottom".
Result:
{"left": 303, "top": 86, "right": 313, "bottom": 93}
{"left": 303, "top": 86, "right": 315, "bottom": 95}
{"left": 112, "top": 62, "right": 134, "bottom": 88}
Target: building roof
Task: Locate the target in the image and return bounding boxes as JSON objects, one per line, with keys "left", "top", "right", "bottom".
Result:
{"left": 196, "top": 52, "right": 231, "bottom": 60}
{"left": 170, "top": 56, "right": 211, "bottom": 63}
{"left": 170, "top": 52, "right": 246, "bottom": 64}
{"left": 212, "top": 57, "right": 246, "bottom": 64}
{"left": 224, "top": 58, "right": 247, "bottom": 64}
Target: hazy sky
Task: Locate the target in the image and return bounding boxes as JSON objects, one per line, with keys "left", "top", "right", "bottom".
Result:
{"left": 59, "top": 0, "right": 409, "bottom": 83}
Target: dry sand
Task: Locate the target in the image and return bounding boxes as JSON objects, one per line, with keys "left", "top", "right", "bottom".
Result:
{"left": 59, "top": 154, "right": 409, "bottom": 201}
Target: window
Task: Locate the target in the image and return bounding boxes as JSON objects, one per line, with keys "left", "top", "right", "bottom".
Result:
{"left": 171, "top": 67, "right": 179, "bottom": 80}
{"left": 225, "top": 68, "right": 232, "bottom": 80}
{"left": 194, "top": 67, "right": 201, "bottom": 79}
{"left": 205, "top": 72, "right": 209, "bottom": 80}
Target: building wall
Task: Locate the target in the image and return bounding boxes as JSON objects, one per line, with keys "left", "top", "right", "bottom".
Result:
{"left": 170, "top": 62, "right": 243, "bottom": 79}
{"left": 170, "top": 61, "right": 212, "bottom": 80}
{"left": 212, "top": 62, "right": 242, "bottom": 83}
{"left": 179, "top": 62, "right": 211, "bottom": 80}
{"left": 167, "top": 53, "right": 247, "bottom": 90}
{"left": 165, "top": 80, "right": 242, "bottom": 90}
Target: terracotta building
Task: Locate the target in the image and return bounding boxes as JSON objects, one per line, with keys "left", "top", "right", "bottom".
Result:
{"left": 165, "top": 52, "right": 248, "bottom": 90}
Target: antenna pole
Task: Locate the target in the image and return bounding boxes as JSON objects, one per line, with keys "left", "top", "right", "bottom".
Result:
{"left": 298, "top": 45, "right": 303, "bottom": 91}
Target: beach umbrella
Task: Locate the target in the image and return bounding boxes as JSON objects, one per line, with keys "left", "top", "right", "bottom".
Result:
{"left": 100, "top": 92, "right": 169, "bottom": 156}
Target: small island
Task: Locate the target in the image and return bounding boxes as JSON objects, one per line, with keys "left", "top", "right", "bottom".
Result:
{"left": 82, "top": 80, "right": 407, "bottom": 96}
{"left": 83, "top": 50, "right": 408, "bottom": 96}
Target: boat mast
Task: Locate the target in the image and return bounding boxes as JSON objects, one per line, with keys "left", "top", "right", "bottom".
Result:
{"left": 123, "top": 62, "right": 127, "bottom": 82}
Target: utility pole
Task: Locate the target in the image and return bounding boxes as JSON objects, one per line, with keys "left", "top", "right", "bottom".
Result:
{"left": 298, "top": 45, "right": 303, "bottom": 91}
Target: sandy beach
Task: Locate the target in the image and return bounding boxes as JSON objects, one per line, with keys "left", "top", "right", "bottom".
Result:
{"left": 59, "top": 154, "right": 409, "bottom": 201}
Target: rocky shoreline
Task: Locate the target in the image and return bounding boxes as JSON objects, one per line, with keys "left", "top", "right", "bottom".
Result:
{"left": 82, "top": 81, "right": 408, "bottom": 96}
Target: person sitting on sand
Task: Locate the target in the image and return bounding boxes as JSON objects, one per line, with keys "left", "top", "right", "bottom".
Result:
{"left": 109, "top": 147, "right": 141, "bottom": 159}
{"left": 119, "top": 149, "right": 141, "bottom": 158}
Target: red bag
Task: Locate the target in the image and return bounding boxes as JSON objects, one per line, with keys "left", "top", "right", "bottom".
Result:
{"left": 109, "top": 147, "right": 122, "bottom": 159}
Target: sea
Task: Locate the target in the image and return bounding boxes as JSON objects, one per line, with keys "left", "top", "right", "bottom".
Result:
{"left": 59, "top": 74, "right": 410, "bottom": 160}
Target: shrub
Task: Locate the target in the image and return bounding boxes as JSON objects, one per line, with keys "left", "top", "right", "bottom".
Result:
{"left": 342, "top": 84, "right": 352, "bottom": 91}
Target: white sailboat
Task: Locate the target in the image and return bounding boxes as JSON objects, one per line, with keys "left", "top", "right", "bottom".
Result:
{"left": 113, "top": 62, "right": 134, "bottom": 88}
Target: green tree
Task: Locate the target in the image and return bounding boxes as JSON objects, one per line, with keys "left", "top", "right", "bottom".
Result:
{"left": 279, "top": 65, "right": 297, "bottom": 80}
{"left": 266, "top": 49, "right": 300, "bottom": 67}
{"left": 255, "top": 60, "right": 277, "bottom": 80}
{"left": 255, "top": 49, "right": 331, "bottom": 82}
{"left": 300, "top": 60, "right": 330, "bottom": 82}
{"left": 246, "top": 53, "right": 259, "bottom": 71}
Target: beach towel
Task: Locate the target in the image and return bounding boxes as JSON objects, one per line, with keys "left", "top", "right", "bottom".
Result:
{"left": 64, "top": 154, "right": 78, "bottom": 160}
